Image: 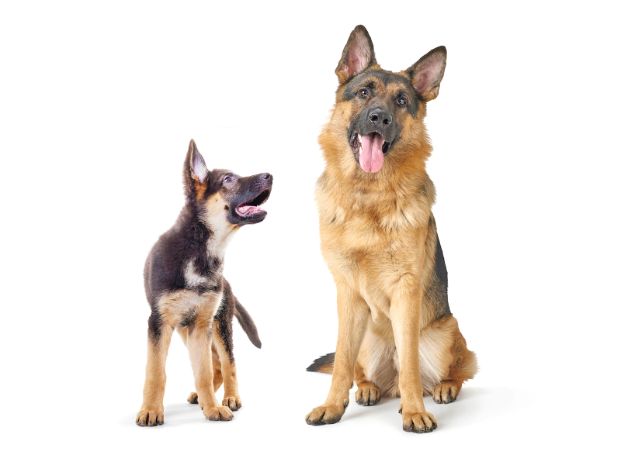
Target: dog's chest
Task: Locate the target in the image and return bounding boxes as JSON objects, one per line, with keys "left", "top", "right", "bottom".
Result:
{"left": 318, "top": 193, "right": 430, "bottom": 263}
{"left": 321, "top": 209, "right": 421, "bottom": 277}
{"left": 157, "top": 287, "right": 223, "bottom": 329}
{"left": 183, "top": 258, "right": 222, "bottom": 293}
{"left": 318, "top": 189, "right": 428, "bottom": 311}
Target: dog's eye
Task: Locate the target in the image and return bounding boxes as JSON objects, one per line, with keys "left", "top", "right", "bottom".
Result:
{"left": 223, "top": 175, "right": 234, "bottom": 185}
{"left": 396, "top": 94, "right": 408, "bottom": 107}
{"left": 357, "top": 88, "right": 370, "bottom": 99}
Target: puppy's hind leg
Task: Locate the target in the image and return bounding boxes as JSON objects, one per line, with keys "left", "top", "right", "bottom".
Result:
{"left": 213, "top": 326, "right": 241, "bottom": 411}
{"left": 136, "top": 315, "right": 173, "bottom": 426}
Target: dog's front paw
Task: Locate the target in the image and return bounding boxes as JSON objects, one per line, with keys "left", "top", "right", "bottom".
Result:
{"left": 355, "top": 381, "right": 381, "bottom": 406}
{"left": 305, "top": 404, "right": 346, "bottom": 425}
{"left": 222, "top": 395, "right": 242, "bottom": 411}
{"left": 401, "top": 410, "right": 437, "bottom": 433}
{"left": 203, "top": 405, "right": 234, "bottom": 421}
{"left": 136, "top": 405, "right": 164, "bottom": 426}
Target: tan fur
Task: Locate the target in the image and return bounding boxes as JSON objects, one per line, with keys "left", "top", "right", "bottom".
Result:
{"left": 185, "top": 317, "right": 233, "bottom": 421}
{"left": 213, "top": 331, "right": 241, "bottom": 410}
{"left": 136, "top": 325, "right": 173, "bottom": 426}
{"left": 137, "top": 288, "right": 234, "bottom": 424}
{"left": 187, "top": 330, "right": 241, "bottom": 411}
{"left": 157, "top": 289, "right": 222, "bottom": 328}
{"left": 186, "top": 346, "right": 222, "bottom": 404}
{"left": 306, "top": 47, "right": 476, "bottom": 432}
{"left": 193, "top": 178, "right": 207, "bottom": 201}
{"left": 203, "top": 193, "right": 238, "bottom": 258}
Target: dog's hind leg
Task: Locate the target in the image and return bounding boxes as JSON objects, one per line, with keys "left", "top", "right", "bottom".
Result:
{"left": 213, "top": 330, "right": 241, "bottom": 411}
{"left": 136, "top": 318, "right": 173, "bottom": 426}
{"left": 419, "top": 315, "right": 477, "bottom": 404}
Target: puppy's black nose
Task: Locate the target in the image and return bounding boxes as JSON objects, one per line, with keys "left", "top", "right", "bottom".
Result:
{"left": 368, "top": 108, "right": 392, "bottom": 126}
{"left": 260, "top": 173, "right": 273, "bottom": 182}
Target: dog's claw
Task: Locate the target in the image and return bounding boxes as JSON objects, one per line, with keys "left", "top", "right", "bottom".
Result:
{"left": 432, "top": 381, "right": 461, "bottom": 404}
{"left": 222, "top": 396, "right": 242, "bottom": 411}
{"left": 203, "top": 405, "right": 234, "bottom": 421}
{"left": 355, "top": 382, "right": 381, "bottom": 406}
{"left": 136, "top": 406, "right": 164, "bottom": 427}
{"left": 306, "top": 404, "right": 345, "bottom": 425}
{"left": 401, "top": 411, "right": 437, "bottom": 433}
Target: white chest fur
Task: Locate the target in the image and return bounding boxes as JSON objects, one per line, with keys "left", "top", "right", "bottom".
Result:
{"left": 202, "top": 197, "right": 237, "bottom": 260}
{"left": 184, "top": 260, "right": 209, "bottom": 288}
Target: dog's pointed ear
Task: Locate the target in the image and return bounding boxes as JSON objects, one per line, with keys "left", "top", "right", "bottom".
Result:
{"left": 189, "top": 140, "right": 208, "bottom": 182}
{"left": 406, "top": 46, "right": 447, "bottom": 102}
{"left": 336, "top": 25, "right": 377, "bottom": 85}
{"left": 184, "top": 139, "right": 208, "bottom": 198}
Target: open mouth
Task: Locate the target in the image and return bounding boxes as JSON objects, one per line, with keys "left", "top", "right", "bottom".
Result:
{"left": 234, "top": 188, "right": 271, "bottom": 219}
{"left": 350, "top": 132, "right": 392, "bottom": 173}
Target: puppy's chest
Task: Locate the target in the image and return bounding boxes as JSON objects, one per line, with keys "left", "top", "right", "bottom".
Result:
{"left": 158, "top": 287, "right": 223, "bottom": 329}
{"left": 156, "top": 258, "right": 225, "bottom": 329}
{"left": 183, "top": 258, "right": 223, "bottom": 293}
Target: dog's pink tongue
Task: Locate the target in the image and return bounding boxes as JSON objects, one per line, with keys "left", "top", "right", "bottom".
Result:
{"left": 359, "top": 134, "right": 384, "bottom": 173}
{"left": 236, "top": 205, "right": 262, "bottom": 216}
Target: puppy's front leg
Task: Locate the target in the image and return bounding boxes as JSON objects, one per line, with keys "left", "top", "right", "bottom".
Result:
{"left": 136, "top": 323, "right": 173, "bottom": 426}
{"left": 187, "top": 320, "right": 233, "bottom": 421}
{"left": 306, "top": 281, "right": 369, "bottom": 425}
{"left": 391, "top": 273, "right": 437, "bottom": 433}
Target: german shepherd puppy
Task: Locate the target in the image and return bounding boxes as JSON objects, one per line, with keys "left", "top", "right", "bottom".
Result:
{"left": 136, "top": 140, "right": 272, "bottom": 426}
{"left": 306, "top": 26, "right": 477, "bottom": 432}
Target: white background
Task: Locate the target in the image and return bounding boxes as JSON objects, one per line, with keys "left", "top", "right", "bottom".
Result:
{"left": 1, "top": 1, "right": 620, "bottom": 463}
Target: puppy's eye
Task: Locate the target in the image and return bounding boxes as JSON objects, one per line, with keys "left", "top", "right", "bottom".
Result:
{"left": 357, "top": 88, "right": 370, "bottom": 98}
{"left": 396, "top": 94, "right": 408, "bottom": 107}
{"left": 223, "top": 175, "right": 234, "bottom": 185}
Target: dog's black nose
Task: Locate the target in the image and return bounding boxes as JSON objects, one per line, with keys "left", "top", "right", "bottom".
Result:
{"left": 368, "top": 108, "right": 392, "bottom": 126}
{"left": 260, "top": 173, "right": 272, "bottom": 182}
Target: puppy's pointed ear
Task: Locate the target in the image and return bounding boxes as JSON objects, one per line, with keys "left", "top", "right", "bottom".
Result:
{"left": 336, "top": 25, "right": 377, "bottom": 85}
{"left": 184, "top": 139, "right": 208, "bottom": 198}
{"left": 406, "top": 46, "right": 447, "bottom": 102}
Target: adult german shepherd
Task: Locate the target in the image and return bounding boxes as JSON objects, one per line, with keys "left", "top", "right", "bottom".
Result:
{"left": 306, "top": 26, "right": 477, "bottom": 433}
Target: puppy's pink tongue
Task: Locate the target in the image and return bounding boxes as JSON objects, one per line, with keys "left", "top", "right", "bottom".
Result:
{"left": 236, "top": 205, "right": 262, "bottom": 216}
{"left": 358, "top": 134, "right": 384, "bottom": 173}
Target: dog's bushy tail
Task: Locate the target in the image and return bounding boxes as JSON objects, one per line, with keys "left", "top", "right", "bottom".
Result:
{"left": 234, "top": 299, "right": 262, "bottom": 348}
{"left": 306, "top": 352, "right": 335, "bottom": 374}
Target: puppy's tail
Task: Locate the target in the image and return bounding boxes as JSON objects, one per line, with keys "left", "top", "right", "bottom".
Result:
{"left": 234, "top": 299, "right": 262, "bottom": 349}
{"left": 306, "top": 352, "right": 335, "bottom": 374}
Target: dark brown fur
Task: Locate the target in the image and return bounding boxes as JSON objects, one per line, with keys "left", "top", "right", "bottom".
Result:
{"left": 136, "top": 140, "right": 271, "bottom": 426}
